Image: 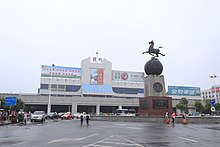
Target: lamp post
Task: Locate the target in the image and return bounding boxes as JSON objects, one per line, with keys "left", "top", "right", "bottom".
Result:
{"left": 47, "top": 64, "right": 55, "bottom": 115}
{"left": 210, "top": 75, "right": 218, "bottom": 103}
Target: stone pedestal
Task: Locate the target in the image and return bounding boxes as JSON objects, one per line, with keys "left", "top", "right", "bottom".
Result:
{"left": 139, "top": 96, "right": 172, "bottom": 116}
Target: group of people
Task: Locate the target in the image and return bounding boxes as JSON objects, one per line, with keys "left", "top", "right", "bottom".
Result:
{"left": 164, "top": 112, "right": 187, "bottom": 124}
{"left": 80, "top": 113, "right": 90, "bottom": 126}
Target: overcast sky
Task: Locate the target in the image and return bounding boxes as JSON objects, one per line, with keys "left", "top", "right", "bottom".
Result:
{"left": 0, "top": 0, "right": 220, "bottom": 93}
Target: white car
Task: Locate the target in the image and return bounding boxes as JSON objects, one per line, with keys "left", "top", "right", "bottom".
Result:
{"left": 31, "top": 111, "right": 46, "bottom": 122}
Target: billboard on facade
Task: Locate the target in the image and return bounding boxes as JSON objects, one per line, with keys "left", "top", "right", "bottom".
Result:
{"left": 90, "top": 68, "right": 104, "bottom": 85}
{"left": 112, "top": 70, "right": 144, "bottom": 82}
{"left": 168, "top": 86, "right": 201, "bottom": 96}
{"left": 41, "top": 65, "right": 81, "bottom": 79}
{"left": 211, "top": 85, "right": 220, "bottom": 93}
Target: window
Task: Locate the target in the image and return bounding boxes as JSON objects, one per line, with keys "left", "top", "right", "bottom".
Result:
{"left": 51, "top": 84, "right": 57, "bottom": 91}
{"left": 40, "top": 84, "right": 49, "bottom": 89}
{"left": 58, "top": 85, "right": 65, "bottom": 91}
{"left": 112, "top": 87, "right": 144, "bottom": 94}
{"left": 66, "top": 85, "right": 81, "bottom": 92}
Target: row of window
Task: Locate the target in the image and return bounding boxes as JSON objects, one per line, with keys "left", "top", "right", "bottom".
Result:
{"left": 40, "top": 84, "right": 81, "bottom": 92}
{"left": 40, "top": 84, "right": 144, "bottom": 94}
{"left": 202, "top": 94, "right": 219, "bottom": 98}
{"left": 40, "top": 94, "right": 141, "bottom": 98}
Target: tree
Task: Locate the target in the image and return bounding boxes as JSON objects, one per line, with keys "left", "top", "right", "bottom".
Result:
{"left": 0, "top": 96, "right": 5, "bottom": 109}
{"left": 10, "top": 98, "right": 25, "bottom": 112}
{"left": 0, "top": 97, "right": 24, "bottom": 112}
{"left": 194, "top": 100, "right": 204, "bottom": 113}
{"left": 215, "top": 102, "right": 220, "bottom": 113}
{"left": 203, "top": 99, "right": 211, "bottom": 114}
{"left": 176, "top": 97, "right": 188, "bottom": 113}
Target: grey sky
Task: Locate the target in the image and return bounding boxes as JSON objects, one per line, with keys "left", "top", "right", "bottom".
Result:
{"left": 0, "top": 0, "right": 220, "bottom": 93}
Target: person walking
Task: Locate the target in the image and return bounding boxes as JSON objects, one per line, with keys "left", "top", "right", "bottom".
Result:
{"left": 80, "top": 113, "right": 84, "bottom": 126}
{"left": 85, "top": 113, "right": 90, "bottom": 126}
{"left": 171, "top": 112, "right": 175, "bottom": 124}
{"left": 164, "top": 112, "right": 170, "bottom": 124}
{"left": 182, "top": 113, "right": 187, "bottom": 124}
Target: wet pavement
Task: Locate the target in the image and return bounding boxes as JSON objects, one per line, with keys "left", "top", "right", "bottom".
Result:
{"left": 0, "top": 119, "right": 220, "bottom": 147}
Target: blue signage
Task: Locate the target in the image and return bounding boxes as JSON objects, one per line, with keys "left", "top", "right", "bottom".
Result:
{"left": 168, "top": 86, "right": 201, "bottom": 96}
{"left": 210, "top": 100, "right": 216, "bottom": 106}
{"left": 5, "top": 97, "right": 17, "bottom": 106}
{"left": 82, "top": 84, "right": 113, "bottom": 94}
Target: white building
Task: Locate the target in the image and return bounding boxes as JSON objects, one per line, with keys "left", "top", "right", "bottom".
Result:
{"left": 0, "top": 55, "right": 206, "bottom": 115}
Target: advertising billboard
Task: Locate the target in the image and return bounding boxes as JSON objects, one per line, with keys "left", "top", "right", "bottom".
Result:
{"left": 41, "top": 65, "right": 81, "bottom": 79}
{"left": 211, "top": 85, "right": 220, "bottom": 93}
{"left": 112, "top": 70, "right": 144, "bottom": 82}
{"left": 90, "top": 68, "right": 104, "bottom": 85}
{"left": 168, "top": 86, "right": 201, "bottom": 96}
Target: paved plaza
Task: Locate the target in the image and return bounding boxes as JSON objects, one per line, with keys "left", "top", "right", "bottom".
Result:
{"left": 0, "top": 119, "right": 220, "bottom": 147}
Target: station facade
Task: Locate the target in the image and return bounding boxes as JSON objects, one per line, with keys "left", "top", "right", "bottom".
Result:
{"left": 25, "top": 55, "right": 144, "bottom": 115}
{"left": 0, "top": 55, "right": 205, "bottom": 115}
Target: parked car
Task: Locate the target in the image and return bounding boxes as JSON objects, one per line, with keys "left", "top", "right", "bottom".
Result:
{"left": 31, "top": 111, "right": 46, "bottom": 122}
{"left": 61, "top": 112, "right": 73, "bottom": 120}
{"left": 73, "top": 113, "right": 81, "bottom": 119}
{"left": 47, "top": 112, "right": 59, "bottom": 119}
{"left": 58, "top": 112, "right": 65, "bottom": 118}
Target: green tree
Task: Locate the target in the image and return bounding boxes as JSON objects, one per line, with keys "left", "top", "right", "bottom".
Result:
{"left": 215, "top": 102, "right": 220, "bottom": 112}
{"left": 0, "top": 97, "right": 24, "bottom": 112}
{"left": 194, "top": 100, "right": 204, "bottom": 113}
{"left": 176, "top": 97, "right": 188, "bottom": 113}
{"left": 0, "top": 96, "right": 5, "bottom": 109}
{"left": 203, "top": 99, "right": 211, "bottom": 114}
{"left": 10, "top": 98, "right": 25, "bottom": 111}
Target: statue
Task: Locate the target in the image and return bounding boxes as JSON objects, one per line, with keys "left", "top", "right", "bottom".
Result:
{"left": 142, "top": 40, "right": 165, "bottom": 57}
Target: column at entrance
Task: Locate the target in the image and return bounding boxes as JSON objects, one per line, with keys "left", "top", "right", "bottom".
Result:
{"left": 96, "top": 104, "right": 100, "bottom": 115}
{"left": 72, "top": 103, "right": 77, "bottom": 114}
{"left": 118, "top": 104, "right": 122, "bottom": 110}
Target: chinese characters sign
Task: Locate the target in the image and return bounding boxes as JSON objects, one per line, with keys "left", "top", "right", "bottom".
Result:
{"left": 168, "top": 86, "right": 201, "bottom": 96}
{"left": 211, "top": 85, "right": 220, "bottom": 93}
{"left": 112, "top": 70, "right": 144, "bottom": 82}
{"left": 41, "top": 65, "right": 81, "bottom": 79}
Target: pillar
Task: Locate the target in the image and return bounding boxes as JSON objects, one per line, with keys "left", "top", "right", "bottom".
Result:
{"left": 96, "top": 104, "right": 100, "bottom": 115}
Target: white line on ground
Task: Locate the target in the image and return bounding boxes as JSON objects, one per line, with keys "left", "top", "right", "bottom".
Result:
{"left": 83, "top": 135, "right": 145, "bottom": 147}
{"left": 178, "top": 137, "right": 199, "bottom": 143}
{"left": 47, "top": 133, "right": 98, "bottom": 144}
{"left": 116, "top": 135, "right": 145, "bottom": 147}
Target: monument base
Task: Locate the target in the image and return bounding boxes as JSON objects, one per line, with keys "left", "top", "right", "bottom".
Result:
{"left": 138, "top": 96, "right": 172, "bottom": 117}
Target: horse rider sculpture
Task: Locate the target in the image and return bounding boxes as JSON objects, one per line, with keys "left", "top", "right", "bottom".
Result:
{"left": 142, "top": 40, "right": 165, "bottom": 57}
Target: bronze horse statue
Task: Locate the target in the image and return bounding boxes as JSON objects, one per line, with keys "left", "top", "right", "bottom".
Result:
{"left": 142, "top": 40, "right": 165, "bottom": 57}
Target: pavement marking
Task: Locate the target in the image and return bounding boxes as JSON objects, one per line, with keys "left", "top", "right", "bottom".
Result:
{"left": 0, "top": 136, "right": 29, "bottom": 141}
{"left": 127, "top": 127, "right": 142, "bottom": 130}
{"left": 83, "top": 135, "right": 145, "bottom": 147}
{"left": 47, "top": 133, "right": 98, "bottom": 144}
{"left": 116, "top": 135, "right": 145, "bottom": 147}
{"left": 178, "top": 137, "right": 199, "bottom": 143}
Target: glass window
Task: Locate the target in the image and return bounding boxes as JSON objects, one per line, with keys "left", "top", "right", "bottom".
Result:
{"left": 58, "top": 85, "right": 65, "bottom": 91}
{"left": 51, "top": 84, "right": 57, "bottom": 91}
{"left": 40, "top": 84, "right": 49, "bottom": 89}
{"left": 66, "top": 85, "right": 81, "bottom": 92}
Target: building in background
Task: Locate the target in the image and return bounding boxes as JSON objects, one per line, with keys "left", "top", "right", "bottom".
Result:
{"left": 201, "top": 85, "right": 220, "bottom": 102}
{"left": 0, "top": 54, "right": 209, "bottom": 115}
{"left": 167, "top": 85, "right": 202, "bottom": 115}
{"left": 24, "top": 54, "right": 144, "bottom": 114}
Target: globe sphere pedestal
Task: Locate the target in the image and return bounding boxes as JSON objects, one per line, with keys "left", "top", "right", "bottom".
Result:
{"left": 144, "top": 57, "right": 163, "bottom": 76}
{"left": 138, "top": 57, "right": 172, "bottom": 117}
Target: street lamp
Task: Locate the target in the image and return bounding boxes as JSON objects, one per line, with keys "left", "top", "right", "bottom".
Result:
{"left": 210, "top": 75, "right": 218, "bottom": 103}
{"left": 47, "top": 64, "right": 55, "bottom": 115}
